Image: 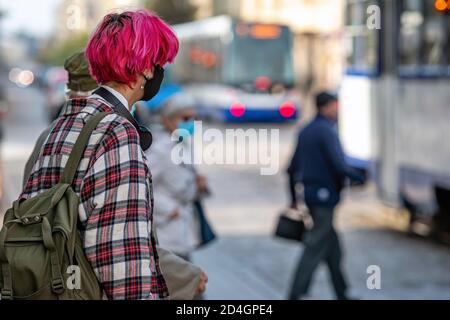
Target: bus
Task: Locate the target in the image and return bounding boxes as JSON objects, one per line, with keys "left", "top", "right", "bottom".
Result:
{"left": 169, "top": 15, "right": 301, "bottom": 122}
{"left": 340, "top": 0, "right": 450, "bottom": 236}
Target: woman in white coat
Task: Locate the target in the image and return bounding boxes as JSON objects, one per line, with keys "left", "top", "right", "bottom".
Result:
{"left": 145, "top": 92, "right": 209, "bottom": 261}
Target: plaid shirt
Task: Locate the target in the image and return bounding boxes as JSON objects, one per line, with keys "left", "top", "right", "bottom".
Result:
{"left": 21, "top": 97, "right": 169, "bottom": 300}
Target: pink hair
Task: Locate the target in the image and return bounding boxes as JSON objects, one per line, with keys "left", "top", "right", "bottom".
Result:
{"left": 86, "top": 10, "right": 179, "bottom": 85}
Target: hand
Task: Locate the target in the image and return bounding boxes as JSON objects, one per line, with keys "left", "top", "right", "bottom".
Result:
{"left": 196, "top": 271, "right": 208, "bottom": 295}
{"left": 168, "top": 209, "right": 180, "bottom": 221}
{"left": 0, "top": 107, "right": 8, "bottom": 119}
{"left": 362, "top": 170, "right": 369, "bottom": 184}
{"left": 196, "top": 174, "right": 209, "bottom": 193}
{"left": 355, "top": 172, "right": 367, "bottom": 186}
{"left": 349, "top": 169, "right": 367, "bottom": 187}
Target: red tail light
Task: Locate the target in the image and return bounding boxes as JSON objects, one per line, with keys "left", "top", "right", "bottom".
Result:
{"left": 230, "top": 102, "right": 246, "bottom": 117}
{"left": 255, "top": 76, "right": 272, "bottom": 91}
{"left": 279, "top": 101, "right": 296, "bottom": 118}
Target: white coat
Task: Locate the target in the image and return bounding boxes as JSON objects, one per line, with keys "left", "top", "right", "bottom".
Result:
{"left": 146, "top": 126, "right": 201, "bottom": 256}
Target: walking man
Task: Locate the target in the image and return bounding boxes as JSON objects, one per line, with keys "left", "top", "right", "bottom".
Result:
{"left": 287, "top": 91, "right": 365, "bottom": 300}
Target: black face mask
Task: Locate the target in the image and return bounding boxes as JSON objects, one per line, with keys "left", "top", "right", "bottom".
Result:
{"left": 141, "top": 65, "right": 164, "bottom": 101}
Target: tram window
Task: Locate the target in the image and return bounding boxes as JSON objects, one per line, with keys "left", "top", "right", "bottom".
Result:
{"left": 399, "top": 0, "right": 423, "bottom": 68}
{"left": 423, "top": 3, "right": 446, "bottom": 67}
{"left": 447, "top": 16, "right": 450, "bottom": 67}
{"left": 344, "top": 0, "right": 380, "bottom": 75}
{"left": 398, "top": 0, "right": 449, "bottom": 76}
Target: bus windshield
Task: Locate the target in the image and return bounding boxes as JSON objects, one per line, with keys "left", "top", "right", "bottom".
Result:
{"left": 226, "top": 24, "right": 295, "bottom": 89}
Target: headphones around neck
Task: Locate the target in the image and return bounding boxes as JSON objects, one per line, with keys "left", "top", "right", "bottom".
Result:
{"left": 93, "top": 87, "right": 153, "bottom": 151}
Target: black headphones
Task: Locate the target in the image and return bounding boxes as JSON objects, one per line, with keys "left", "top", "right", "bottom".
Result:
{"left": 93, "top": 87, "right": 153, "bottom": 151}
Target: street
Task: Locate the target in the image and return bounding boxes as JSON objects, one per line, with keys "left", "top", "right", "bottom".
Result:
{"left": 1, "top": 86, "right": 450, "bottom": 300}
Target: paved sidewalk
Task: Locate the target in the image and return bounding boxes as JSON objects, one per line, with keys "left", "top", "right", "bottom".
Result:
{"left": 193, "top": 216, "right": 450, "bottom": 300}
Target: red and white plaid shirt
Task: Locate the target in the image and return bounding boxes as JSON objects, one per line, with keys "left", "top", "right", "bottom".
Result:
{"left": 21, "top": 97, "right": 169, "bottom": 300}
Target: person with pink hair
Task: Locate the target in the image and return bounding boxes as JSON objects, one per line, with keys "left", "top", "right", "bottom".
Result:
{"left": 86, "top": 10, "right": 179, "bottom": 103}
{"left": 20, "top": 10, "right": 179, "bottom": 299}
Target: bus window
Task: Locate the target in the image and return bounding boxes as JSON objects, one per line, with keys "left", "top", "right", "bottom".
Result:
{"left": 344, "top": 0, "right": 380, "bottom": 75}
{"left": 225, "top": 25, "right": 294, "bottom": 89}
{"left": 188, "top": 38, "right": 223, "bottom": 83}
{"left": 171, "top": 36, "right": 224, "bottom": 84}
{"left": 171, "top": 40, "right": 192, "bottom": 84}
{"left": 398, "top": 0, "right": 449, "bottom": 76}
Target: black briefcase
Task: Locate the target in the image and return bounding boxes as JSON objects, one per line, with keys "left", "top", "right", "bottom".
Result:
{"left": 274, "top": 212, "right": 306, "bottom": 242}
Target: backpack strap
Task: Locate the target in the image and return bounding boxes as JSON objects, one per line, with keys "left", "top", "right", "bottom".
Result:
{"left": 0, "top": 224, "right": 12, "bottom": 299}
{"left": 59, "top": 112, "right": 111, "bottom": 185}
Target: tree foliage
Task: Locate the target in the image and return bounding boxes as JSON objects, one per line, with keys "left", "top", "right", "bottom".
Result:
{"left": 144, "top": 0, "right": 198, "bottom": 24}
{"left": 39, "top": 32, "right": 89, "bottom": 66}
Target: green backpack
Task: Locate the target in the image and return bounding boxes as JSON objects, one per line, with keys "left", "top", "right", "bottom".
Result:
{"left": 0, "top": 112, "right": 110, "bottom": 300}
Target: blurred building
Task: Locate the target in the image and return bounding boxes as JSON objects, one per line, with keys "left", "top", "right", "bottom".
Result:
{"left": 54, "top": 0, "right": 141, "bottom": 41}
{"left": 192, "top": 0, "right": 214, "bottom": 19}
{"left": 234, "top": 0, "right": 343, "bottom": 33}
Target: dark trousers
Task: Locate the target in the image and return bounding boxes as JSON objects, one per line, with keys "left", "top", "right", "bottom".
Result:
{"left": 288, "top": 206, "right": 348, "bottom": 299}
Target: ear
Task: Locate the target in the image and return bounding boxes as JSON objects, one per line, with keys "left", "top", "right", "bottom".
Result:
{"left": 143, "top": 66, "right": 155, "bottom": 79}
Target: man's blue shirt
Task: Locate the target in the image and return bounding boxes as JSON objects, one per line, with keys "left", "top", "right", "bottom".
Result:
{"left": 288, "top": 114, "right": 364, "bottom": 207}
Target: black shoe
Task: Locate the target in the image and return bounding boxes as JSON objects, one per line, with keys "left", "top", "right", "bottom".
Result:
{"left": 287, "top": 292, "right": 309, "bottom": 300}
{"left": 337, "top": 295, "right": 359, "bottom": 300}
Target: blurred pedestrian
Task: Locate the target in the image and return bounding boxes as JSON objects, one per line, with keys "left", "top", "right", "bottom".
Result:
{"left": 20, "top": 10, "right": 179, "bottom": 300}
{"left": 23, "top": 50, "right": 98, "bottom": 185}
{"left": 145, "top": 92, "right": 210, "bottom": 262}
{"left": 287, "top": 91, "right": 365, "bottom": 300}
{"left": 53, "top": 50, "right": 100, "bottom": 122}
